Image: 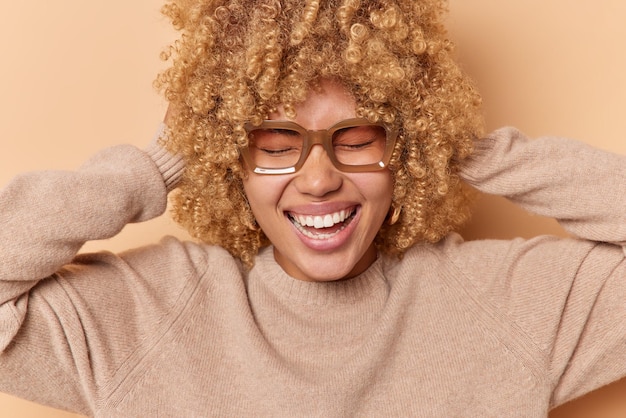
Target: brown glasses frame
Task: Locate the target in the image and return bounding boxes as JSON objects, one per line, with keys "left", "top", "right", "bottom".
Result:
{"left": 242, "top": 118, "right": 398, "bottom": 175}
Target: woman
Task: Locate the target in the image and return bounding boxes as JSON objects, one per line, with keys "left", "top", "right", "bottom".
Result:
{"left": 1, "top": 0, "right": 625, "bottom": 416}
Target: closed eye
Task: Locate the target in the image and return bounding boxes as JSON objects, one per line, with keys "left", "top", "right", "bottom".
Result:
{"left": 249, "top": 128, "right": 302, "bottom": 156}
{"left": 258, "top": 146, "right": 299, "bottom": 155}
{"left": 335, "top": 139, "right": 376, "bottom": 150}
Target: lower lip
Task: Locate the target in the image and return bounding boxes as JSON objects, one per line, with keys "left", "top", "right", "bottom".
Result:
{"left": 288, "top": 208, "right": 360, "bottom": 252}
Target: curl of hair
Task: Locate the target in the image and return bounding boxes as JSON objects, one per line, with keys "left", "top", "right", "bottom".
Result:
{"left": 154, "top": 0, "right": 484, "bottom": 267}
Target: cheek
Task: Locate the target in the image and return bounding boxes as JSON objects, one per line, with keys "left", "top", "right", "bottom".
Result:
{"left": 242, "top": 176, "right": 285, "bottom": 217}
{"left": 353, "top": 172, "right": 394, "bottom": 206}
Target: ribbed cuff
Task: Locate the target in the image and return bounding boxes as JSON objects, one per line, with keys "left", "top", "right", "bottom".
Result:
{"left": 145, "top": 123, "right": 185, "bottom": 193}
{"left": 459, "top": 127, "right": 515, "bottom": 186}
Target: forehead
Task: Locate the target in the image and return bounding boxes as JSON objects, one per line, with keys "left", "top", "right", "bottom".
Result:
{"left": 269, "top": 80, "right": 357, "bottom": 130}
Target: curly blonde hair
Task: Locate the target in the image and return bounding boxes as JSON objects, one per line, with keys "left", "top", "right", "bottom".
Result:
{"left": 155, "top": 0, "right": 484, "bottom": 268}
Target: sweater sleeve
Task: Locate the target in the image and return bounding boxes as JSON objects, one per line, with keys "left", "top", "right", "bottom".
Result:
{"left": 458, "top": 127, "right": 626, "bottom": 405}
{"left": 461, "top": 127, "right": 626, "bottom": 246}
{"left": 0, "top": 127, "right": 187, "bottom": 413}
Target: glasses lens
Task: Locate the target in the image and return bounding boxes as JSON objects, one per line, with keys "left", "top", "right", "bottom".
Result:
{"left": 331, "top": 125, "right": 388, "bottom": 166}
{"left": 247, "top": 127, "right": 303, "bottom": 170}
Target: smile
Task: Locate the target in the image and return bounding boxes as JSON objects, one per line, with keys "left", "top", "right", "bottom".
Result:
{"left": 288, "top": 208, "right": 357, "bottom": 239}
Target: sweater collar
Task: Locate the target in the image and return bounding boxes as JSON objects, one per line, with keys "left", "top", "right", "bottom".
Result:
{"left": 249, "top": 246, "right": 389, "bottom": 305}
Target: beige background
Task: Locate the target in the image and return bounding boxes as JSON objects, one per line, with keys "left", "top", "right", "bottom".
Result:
{"left": 0, "top": 0, "right": 624, "bottom": 416}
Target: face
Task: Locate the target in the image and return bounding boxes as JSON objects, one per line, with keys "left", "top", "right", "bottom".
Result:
{"left": 242, "top": 79, "right": 394, "bottom": 282}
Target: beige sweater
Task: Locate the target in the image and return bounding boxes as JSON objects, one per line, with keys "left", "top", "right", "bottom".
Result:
{"left": 1, "top": 127, "right": 625, "bottom": 417}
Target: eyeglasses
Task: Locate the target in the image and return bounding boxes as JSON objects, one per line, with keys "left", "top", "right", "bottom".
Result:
{"left": 241, "top": 118, "right": 398, "bottom": 175}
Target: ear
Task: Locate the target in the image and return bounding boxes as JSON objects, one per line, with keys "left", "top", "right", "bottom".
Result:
{"left": 388, "top": 204, "right": 402, "bottom": 225}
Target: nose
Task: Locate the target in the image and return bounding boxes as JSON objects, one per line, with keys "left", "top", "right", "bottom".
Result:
{"left": 293, "top": 144, "right": 343, "bottom": 197}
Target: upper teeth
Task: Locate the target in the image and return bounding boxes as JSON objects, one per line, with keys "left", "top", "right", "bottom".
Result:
{"left": 292, "top": 209, "right": 352, "bottom": 229}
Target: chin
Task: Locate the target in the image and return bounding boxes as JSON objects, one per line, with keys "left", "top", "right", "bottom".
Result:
{"left": 274, "top": 245, "right": 374, "bottom": 282}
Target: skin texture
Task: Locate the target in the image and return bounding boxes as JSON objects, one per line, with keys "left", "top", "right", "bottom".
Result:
{"left": 242, "top": 79, "right": 393, "bottom": 282}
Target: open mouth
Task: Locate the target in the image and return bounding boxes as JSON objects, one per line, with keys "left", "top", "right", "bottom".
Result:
{"left": 287, "top": 208, "right": 357, "bottom": 240}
